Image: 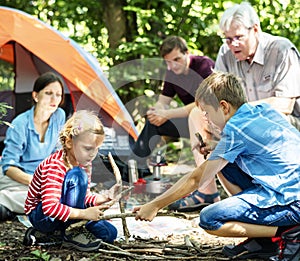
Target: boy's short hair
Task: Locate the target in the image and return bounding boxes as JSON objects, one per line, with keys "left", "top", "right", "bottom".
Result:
{"left": 159, "top": 36, "right": 188, "bottom": 57}
{"left": 195, "top": 71, "right": 247, "bottom": 110}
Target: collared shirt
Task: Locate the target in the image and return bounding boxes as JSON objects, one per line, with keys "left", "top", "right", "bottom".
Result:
{"left": 209, "top": 103, "right": 300, "bottom": 208}
{"left": 1, "top": 107, "right": 65, "bottom": 175}
{"left": 215, "top": 32, "right": 300, "bottom": 117}
{"left": 162, "top": 55, "right": 215, "bottom": 105}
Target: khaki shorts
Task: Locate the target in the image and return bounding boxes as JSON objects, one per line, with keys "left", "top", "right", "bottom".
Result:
{"left": 0, "top": 168, "right": 28, "bottom": 213}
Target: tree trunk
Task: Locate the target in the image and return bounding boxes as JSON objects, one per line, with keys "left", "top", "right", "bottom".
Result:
{"left": 102, "top": 0, "right": 127, "bottom": 61}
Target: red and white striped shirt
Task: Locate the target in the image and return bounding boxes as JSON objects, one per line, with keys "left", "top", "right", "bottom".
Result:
{"left": 24, "top": 149, "right": 97, "bottom": 222}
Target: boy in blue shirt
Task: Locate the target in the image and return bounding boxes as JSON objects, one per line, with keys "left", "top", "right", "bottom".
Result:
{"left": 134, "top": 71, "right": 300, "bottom": 260}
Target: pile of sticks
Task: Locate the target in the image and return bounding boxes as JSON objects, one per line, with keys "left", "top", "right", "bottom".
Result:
{"left": 93, "top": 154, "right": 229, "bottom": 260}
{"left": 98, "top": 235, "right": 229, "bottom": 260}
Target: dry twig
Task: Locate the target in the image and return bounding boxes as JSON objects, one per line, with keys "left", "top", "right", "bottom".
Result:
{"left": 100, "top": 210, "right": 194, "bottom": 221}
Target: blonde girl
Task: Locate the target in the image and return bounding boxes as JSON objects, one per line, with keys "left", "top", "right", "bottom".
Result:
{"left": 24, "top": 110, "right": 118, "bottom": 251}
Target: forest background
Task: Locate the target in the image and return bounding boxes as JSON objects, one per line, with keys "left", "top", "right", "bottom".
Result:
{"left": 0, "top": 0, "right": 299, "bottom": 127}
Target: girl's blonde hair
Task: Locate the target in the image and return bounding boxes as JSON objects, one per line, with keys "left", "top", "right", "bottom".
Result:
{"left": 59, "top": 110, "right": 104, "bottom": 151}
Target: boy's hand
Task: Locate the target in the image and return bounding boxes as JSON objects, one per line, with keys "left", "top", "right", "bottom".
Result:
{"left": 192, "top": 137, "right": 219, "bottom": 158}
{"left": 133, "top": 203, "right": 159, "bottom": 221}
{"left": 193, "top": 132, "right": 211, "bottom": 159}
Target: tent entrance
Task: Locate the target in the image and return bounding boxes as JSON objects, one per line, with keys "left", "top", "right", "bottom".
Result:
{"left": 0, "top": 41, "right": 134, "bottom": 158}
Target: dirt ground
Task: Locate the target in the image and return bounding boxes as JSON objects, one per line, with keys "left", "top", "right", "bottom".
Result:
{"left": 0, "top": 161, "right": 264, "bottom": 261}
{"left": 0, "top": 215, "right": 264, "bottom": 261}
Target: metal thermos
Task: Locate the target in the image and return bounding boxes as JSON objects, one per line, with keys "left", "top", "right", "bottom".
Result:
{"left": 153, "top": 151, "right": 162, "bottom": 180}
{"left": 128, "top": 159, "right": 138, "bottom": 184}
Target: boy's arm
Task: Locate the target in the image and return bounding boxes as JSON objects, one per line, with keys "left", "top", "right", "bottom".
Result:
{"left": 134, "top": 158, "right": 228, "bottom": 221}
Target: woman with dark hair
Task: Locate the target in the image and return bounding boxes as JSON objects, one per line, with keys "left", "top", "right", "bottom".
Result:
{"left": 0, "top": 72, "right": 66, "bottom": 221}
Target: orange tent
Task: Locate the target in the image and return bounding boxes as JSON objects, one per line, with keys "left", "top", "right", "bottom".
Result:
{"left": 0, "top": 6, "right": 138, "bottom": 150}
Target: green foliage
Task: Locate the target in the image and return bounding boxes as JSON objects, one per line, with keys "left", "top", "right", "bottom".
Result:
{"left": 28, "top": 249, "right": 50, "bottom": 260}
{"left": 18, "top": 249, "right": 50, "bottom": 260}
{"left": 0, "top": 60, "right": 15, "bottom": 91}
{"left": 0, "top": 102, "right": 12, "bottom": 127}
{"left": 0, "top": 0, "right": 299, "bottom": 110}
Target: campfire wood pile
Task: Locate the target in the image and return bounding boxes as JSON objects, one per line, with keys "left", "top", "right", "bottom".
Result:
{"left": 98, "top": 235, "right": 230, "bottom": 260}
{"left": 86, "top": 154, "right": 238, "bottom": 260}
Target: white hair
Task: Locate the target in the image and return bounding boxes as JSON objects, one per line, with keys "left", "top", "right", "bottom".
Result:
{"left": 219, "top": 2, "right": 261, "bottom": 32}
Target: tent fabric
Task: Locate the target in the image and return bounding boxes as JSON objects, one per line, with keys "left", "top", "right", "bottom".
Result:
{"left": 0, "top": 6, "right": 138, "bottom": 140}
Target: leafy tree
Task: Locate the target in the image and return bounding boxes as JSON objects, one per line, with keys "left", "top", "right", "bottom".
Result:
{"left": 0, "top": 0, "right": 299, "bottom": 117}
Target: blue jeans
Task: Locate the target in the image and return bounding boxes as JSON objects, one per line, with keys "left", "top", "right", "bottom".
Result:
{"left": 199, "top": 163, "right": 300, "bottom": 231}
{"left": 28, "top": 166, "right": 117, "bottom": 243}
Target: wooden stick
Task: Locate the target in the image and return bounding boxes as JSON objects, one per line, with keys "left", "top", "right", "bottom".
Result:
{"left": 100, "top": 211, "right": 194, "bottom": 220}
{"left": 119, "top": 200, "right": 131, "bottom": 243}
{"left": 184, "top": 235, "right": 193, "bottom": 247}
{"left": 108, "top": 152, "right": 122, "bottom": 184}
{"left": 108, "top": 152, "right": 131, "bottom": 242}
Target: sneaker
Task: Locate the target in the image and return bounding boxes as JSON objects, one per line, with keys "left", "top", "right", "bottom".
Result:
{"left": 0, "top": 204, "right": 16, "bottom": 221}
{"left": 222, "top": 237, "right": 278, "bottom": 259}
{"left": 63, "top": 226, "right": 102, "bottom": 252}
{"left": 23, "top": 227, "right": 63, "bottom": 246}
{"left": 270, "top": 225, "right": 300, "bottom": 261}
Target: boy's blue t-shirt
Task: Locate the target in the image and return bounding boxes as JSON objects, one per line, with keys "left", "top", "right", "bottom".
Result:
{"left": 210, "top": 103, "right": 300, "bottom": 207}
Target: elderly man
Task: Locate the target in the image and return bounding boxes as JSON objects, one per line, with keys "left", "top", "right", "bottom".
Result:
{"left": 215, "top": 1, "right": 300, "bottom": 129}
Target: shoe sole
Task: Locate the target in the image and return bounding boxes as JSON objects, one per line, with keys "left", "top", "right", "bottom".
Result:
{"left": 23, "top": 227, "right": 63, "bottom": 246}
{"left": 169, "top": 203, "right": 210, "bottom": 213}
{"left": 62, "top": 241, "right": 101, "bottom": 252}
{"left": 36, "top": 241, "right": 63, "bottom": 246}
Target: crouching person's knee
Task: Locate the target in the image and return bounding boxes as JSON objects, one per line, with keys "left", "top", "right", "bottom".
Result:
{"left": 199, "top": 204, "right": 222, "bottom": 232}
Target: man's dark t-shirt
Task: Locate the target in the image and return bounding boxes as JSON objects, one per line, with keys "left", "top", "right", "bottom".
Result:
{"left": 162, "top": 55, "right": 215, "bottom": 105}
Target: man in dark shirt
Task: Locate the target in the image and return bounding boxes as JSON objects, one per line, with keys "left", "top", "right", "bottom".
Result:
{"left": 130, "top": 36, "right": 220, "bottom": 211}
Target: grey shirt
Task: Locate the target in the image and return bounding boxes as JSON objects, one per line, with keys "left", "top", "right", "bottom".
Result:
{"left": 215, "top": 32, "right": 300, "bottom": 118}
